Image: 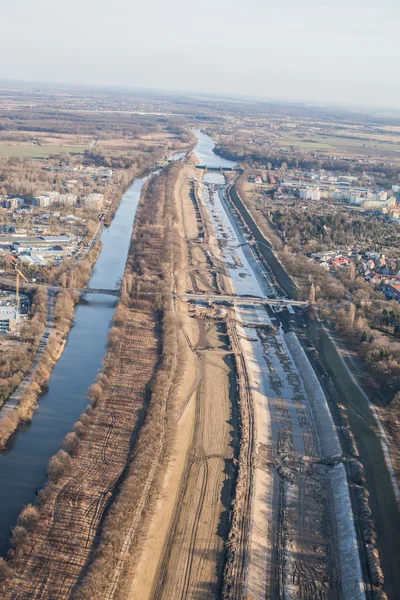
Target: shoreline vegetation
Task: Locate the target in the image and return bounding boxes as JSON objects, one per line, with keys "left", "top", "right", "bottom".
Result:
{"left": 0, "top": 161, "right": 187, "bottom": 598}
{"left": 0, "top": 134, "right": 192, "bottom": 451}
{"left": 0, "top": 144, "right": 181, "bottom": 450}
{"left": 0, "top": 239, "right": 101, "bottom": 450}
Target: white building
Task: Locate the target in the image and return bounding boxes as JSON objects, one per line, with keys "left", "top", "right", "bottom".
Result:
{"left": 361, "top": 197, "right": 396, "bottom": 211}
{"left": 377, "top": 191, "right": 388, "bottom": 201}
{"left": 33, "top": 196, "right": 52, "bottom": 208}
{"left": 299, "top": 187, "right": 321, "bottom": 201}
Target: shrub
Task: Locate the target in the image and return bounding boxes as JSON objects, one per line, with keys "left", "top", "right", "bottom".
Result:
{"left": 47, "top": 449, "right": 73, "bottom": 483}
{"left": 62, "top": 432, "right": 80, "bottom": 455}
{"left": 17, "top": 505, "right": 40, "bottom": 532}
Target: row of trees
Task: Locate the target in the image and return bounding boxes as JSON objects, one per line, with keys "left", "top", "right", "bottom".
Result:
{"left": 0, "top": 161, "right": 186, "bottom": 596}
{"left": 282, "top": 252, "right": 400, "bottom": 394}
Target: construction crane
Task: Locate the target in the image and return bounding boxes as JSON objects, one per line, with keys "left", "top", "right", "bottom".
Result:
{"left": 15, "top": 267, "right": 29, "bottom": 313}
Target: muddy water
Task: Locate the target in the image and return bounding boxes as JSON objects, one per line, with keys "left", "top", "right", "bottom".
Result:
{"left": 0, "top": 175, "right": 150, "bottom": 556}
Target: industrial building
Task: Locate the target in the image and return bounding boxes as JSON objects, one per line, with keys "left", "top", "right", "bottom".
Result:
{"left": 0, "top": 304, "right": 21, "bottom": 332}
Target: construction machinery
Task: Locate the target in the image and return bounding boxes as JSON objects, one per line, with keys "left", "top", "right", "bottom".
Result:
{"left": 15, "top": 267, "right": 29, "bottom": 313}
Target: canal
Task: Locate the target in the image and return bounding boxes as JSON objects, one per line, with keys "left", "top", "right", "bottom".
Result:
{"left": 0, "top": 174, "right": 150, "bottom": 556}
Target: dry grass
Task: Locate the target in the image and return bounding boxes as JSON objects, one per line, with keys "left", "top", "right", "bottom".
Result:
{"left": 1, "top": 162, "right": 186, "bottom": 599}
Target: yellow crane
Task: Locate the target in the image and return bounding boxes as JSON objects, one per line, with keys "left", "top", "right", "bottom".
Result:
{"left": 15, "top": 267, "right": 29, "bottom": 313}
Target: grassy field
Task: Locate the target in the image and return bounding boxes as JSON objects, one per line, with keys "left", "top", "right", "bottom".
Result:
{"left": 278, "top": 138, "right": 334, "bottom": 150}
{"left": 0, "top": 145, "right": 86, "bottom": 158}
{"left": 277, "top": 131, "right": 400, "bottom": 158}
{"left": 322, "top": 135, "right": 400, "bottom": 153}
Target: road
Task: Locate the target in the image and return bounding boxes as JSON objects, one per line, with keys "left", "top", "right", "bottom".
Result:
{"left": 177, "top": 292, "right": 307, "bottom": 307}
{"left": 0, "top": 290, "right": 55, "bottom": 421}
{"left": 0, "top": 277, "right": 118, "bottom": 296}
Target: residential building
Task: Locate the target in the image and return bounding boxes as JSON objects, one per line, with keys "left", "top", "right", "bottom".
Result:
{"left": 385, "top": 283, "right": 400, "bottom": 301}
{"left": 81, "top": 193, "right": 104, "bottom": 209}
{"left": 59, "top": 194, "right": 78, "bottom": 207}
{"left": 299, "top": 187, "right": 321, "bottom": 201}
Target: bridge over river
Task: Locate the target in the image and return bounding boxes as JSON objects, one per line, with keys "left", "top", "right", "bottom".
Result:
{"left": 0, "top": 276, "right": 309, "bottom": 308}
{"left": 175, "top": 292, "right": 307, "bottom": 308}
{"left": 0, "top": 277, "right": 119, "bottom": 297}
{"left": 195, "top": 165, "right": 243, "bottom": 172}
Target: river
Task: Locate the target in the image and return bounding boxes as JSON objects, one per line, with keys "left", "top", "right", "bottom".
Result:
{"left": 193, "top": 129, "right": 236, "bottom": 168}
{"left": 0, "top": 133, "right": 236, "bottom": 556}
{"left": 0, "top": 175, "right": 150, "bottom": 556}
{"left": 193, "top": 131, "right": 365, "bottom": 597}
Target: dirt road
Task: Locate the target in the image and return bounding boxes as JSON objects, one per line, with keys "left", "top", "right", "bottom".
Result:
{"left": 124, "top": 164, "right": 239, "bottom": 600}
{"left": 152, "top": 319, "right": 237, "bottom": 600}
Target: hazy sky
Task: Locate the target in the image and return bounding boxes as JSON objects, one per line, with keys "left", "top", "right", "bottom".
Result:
{"left": 1, "top": 0, "right": 399, "bottom": 108}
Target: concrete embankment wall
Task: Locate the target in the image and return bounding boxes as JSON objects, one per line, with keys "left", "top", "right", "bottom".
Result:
{"left": 284, "top": 331, "right": 341, "bottom": 459}
{"left": 285, "top": 331, "right": 365, "bottom": 598}
{"left": 228, "top": 185, "right": 297, "bottom": 299}
{"left": 329, "top": 463, "right": 366, "bottom": 599}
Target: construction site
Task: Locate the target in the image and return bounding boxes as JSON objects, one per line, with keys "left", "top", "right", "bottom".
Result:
{"left": 0, "top": 138, "right": 387, "bottom": 600}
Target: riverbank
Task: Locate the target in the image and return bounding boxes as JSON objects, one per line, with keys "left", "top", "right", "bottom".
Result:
{"left": 0, "top": 153, "right": 169, "bottom": 449}
{"left": 0, "top": 240, "right": 102, "bottom": 450}
{"left": 228, "top": 175, "right": 397, "bottom": 597}
{"left": 308, "top": 318, "right": 400, "bottom": 597}
{"left": 0, "top": 168, "right": 156, "bottom": 559}
{"left": 0, "top": 163, "right": 185, "bottom": 599}
{"left": 201, "top": 170, "right": 363, "bottom": 597}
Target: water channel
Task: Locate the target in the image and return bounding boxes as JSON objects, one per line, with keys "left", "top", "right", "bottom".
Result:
{"left": 0, "top": 132, "right": 245, "bottom": 556}
{"left": 0, "top": 175, "right": 151, "bottom": 556}
{"left": 193, "top": 129, "right": 236, "bottom": 168}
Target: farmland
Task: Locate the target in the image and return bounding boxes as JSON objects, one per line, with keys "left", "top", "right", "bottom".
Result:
{"left": 0, "top": 145, "right": 87, "bottom": 158}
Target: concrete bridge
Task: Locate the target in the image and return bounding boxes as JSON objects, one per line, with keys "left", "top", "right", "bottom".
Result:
{"left": 72, "top": 287, "right": 119, "bottom": 296}
{"left": 195, "top": 165, "right": 243, "bottom": 173}
{"left": 0, "top": 277, "right": 119, "bottom": 297}
{"left": 176, "top": 292, "right": 307, "bottom": 308}
{"left": 0, "top": 277, "right": 306, "bottom": 306}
